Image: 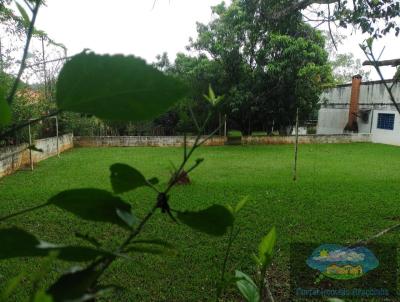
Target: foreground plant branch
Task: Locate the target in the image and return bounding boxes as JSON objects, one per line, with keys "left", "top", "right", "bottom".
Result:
{"left": 0, "top": 34, "right": 234, "bottom": 298}
{"left": 52, "top": 88, "right": 224, "bottom": 299}
{"left": 6, "top": 0, "right": 41, "bottom": 106}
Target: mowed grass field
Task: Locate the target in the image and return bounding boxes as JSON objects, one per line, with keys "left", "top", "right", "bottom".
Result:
{"left": 1, "top": 143, "right": 400, "bottom": 301}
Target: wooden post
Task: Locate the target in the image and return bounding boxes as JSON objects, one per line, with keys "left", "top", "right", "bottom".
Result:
{"left": 293, "top": 108, "right": 299, "bottom": 181}
{"left": 224, "top": 114, "right": 227, "bottom": 137}
{"left": 28, "top": 123, "right": 33, "bottom": 171}
{"left": 55, "top": 115, "right": 60, "bottom": 157}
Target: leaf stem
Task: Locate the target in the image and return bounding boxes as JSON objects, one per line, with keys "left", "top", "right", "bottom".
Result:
{"left": 216, "top": 226, "right": 239, "bottom": 301}
{"left": 59, "top": 108, "right": 220, "bottom": 296}
{"left": 120, "top": 205, "right": 158, "bottom": 252}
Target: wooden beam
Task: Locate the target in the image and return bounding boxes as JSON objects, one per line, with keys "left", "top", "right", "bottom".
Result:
{"left": 363, "top": 59, "right": 400, "bottom": 67}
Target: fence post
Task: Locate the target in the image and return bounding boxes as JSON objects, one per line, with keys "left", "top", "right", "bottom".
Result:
{"left": 55, "top": 115, "right": 60, "bottom": 157}
{"left": 224, "top": 114, "right": 227, "bottom": 137}
{"left": 28, "top": 123, "right": 33, "bottom": 171}
{"left": 293, "top": 108, "right": 299, "bottom": 181}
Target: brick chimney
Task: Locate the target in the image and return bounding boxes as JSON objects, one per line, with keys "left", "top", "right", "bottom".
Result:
{"left": 344, "top": 74, "right": 362, "bottom": 132}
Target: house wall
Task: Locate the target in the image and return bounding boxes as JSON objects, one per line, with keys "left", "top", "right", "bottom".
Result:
{"left": 317, "top": 108, "right": 349, "bottom": 134}
{"left": 317, "top": 81, "right": 400, "bottom": 145}
{"left": 317, "top": 108, "right": 373, "bottom": 135}
{"left": 370, "top": 110, "right": 400, "bottom": 146}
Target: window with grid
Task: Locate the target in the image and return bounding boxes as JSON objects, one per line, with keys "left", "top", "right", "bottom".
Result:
{"left": 377, "top": 113, "right": 395, "bottom": 130}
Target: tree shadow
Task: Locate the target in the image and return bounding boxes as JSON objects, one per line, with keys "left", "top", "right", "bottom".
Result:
{"left": 0, "top": 202, "right": 49, "bottom": 222}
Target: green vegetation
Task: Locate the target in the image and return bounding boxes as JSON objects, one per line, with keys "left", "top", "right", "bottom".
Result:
{"left": 1, "top": 143, "right": 400, "bottom": 301}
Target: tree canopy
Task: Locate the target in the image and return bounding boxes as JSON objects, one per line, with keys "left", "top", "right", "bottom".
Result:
{"left": 153, "top": 0, "right": 399, "bottom": 135}
{"left": 158, "top": 0, "right": 333, "bottom": 134}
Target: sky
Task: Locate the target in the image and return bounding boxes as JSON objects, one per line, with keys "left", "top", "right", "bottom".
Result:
{"left": 25, "top": 0, "right": 400, "bottom": 81}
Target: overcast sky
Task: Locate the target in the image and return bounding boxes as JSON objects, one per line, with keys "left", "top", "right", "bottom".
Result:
{"left": 32, "top": 0, "right": 400, "bottom": 80}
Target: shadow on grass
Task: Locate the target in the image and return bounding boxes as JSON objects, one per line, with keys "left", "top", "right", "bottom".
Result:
{"left": 0, "top": 202, "right": 49, "bottom": 222}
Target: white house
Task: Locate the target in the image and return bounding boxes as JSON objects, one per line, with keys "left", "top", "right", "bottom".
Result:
{"left": 317, "top": 75, "right": 400, "bottom": 146}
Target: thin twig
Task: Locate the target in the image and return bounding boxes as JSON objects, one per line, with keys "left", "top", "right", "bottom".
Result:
{"left": 198, "top": 124, "right": 222, "bottom": 147}
{"left": 327, "top": 4, "right": 338, "bottom": 51}
{"left": 120, "top": 205, "right": 158, "bottom": 251}
{"left": 23, "top": 0, "right": 34, "bottom": 12}
{"left": 189, "top": 105, "right": 201, "bottom": 132}
{"left": 377, "top": 46, "right": 386, "bottom": 61}
{"left": 216, "top": 227, "right": 240, "bottom": 301}
{"left": 6, "top": 0, "right": 41, "bottom": 105}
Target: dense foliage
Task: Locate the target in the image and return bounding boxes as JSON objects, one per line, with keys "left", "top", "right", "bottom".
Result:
{"left": 155, "top": 0, "right": 332, "bottom": 135}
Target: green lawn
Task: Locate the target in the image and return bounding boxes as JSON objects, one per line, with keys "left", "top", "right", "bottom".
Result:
{"left": 1, "top": 143, "right": 400, "bottom": 301}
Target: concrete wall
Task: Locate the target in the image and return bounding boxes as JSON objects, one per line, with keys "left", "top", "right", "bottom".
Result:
{"left": 74, "top": 136, "right": 227, "bottom": 147}
{"left": 75, "top": 134, "right": 371, "bottom": 148}
{"left": 370, "top": 110, "right": 400, "bottom": 146}
{"left": 0, "top": 133, "right": 73, "bottom": 178}
{"left": 241, "top": 134, "right": 371, "bottom": 145}
{"left": 317, "top": 108, "right": 349, "bottom": 134}
{"left": 320, "top": 81, "right": 400, "bottom": 106}
{"left": 317, "top": 108, "right": 373, "bottom": 135}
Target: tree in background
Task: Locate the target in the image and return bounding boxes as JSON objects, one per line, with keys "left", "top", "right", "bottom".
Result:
{"left": 158, "top": 0, "right": 399, "bottom": 135}
{"left": 330, "top": 53, "right": 370, "bottom": 84}
{"left": 274, "top": 0, "right": 399, "bottom": 39}
{"left": 186, "top": 0, "right": 332, "bottom": 134}
{"left": 322, "top": 32, "right": 371, "bottom": 84}
{"left": 154, "top": 52, "right": 223, "bottom": 134}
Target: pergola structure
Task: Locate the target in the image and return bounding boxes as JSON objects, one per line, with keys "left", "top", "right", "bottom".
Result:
{"left": 362, "top": 59, "right": 400, "bottom": 67}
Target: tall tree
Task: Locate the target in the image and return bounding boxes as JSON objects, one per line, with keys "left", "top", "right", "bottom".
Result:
{"left": 189, "top": 0, "right": 332, "bottom": 134}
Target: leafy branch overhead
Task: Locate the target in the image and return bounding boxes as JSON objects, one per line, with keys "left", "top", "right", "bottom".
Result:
{"left": 56, "top": 52, "right": 189, "bottom": 121}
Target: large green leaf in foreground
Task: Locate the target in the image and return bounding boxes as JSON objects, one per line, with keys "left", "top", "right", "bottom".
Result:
{"left": 56, "top": 52, "right": 188, "bottom": 121}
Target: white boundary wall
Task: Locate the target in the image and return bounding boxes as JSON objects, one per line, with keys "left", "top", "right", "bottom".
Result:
{"left": 0, "top": 133, "right": 73, "bottom": 178}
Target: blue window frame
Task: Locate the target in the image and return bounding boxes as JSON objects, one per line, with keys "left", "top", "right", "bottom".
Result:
{"left": 377, "top": 113, "right": 395, "bottom": 130}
